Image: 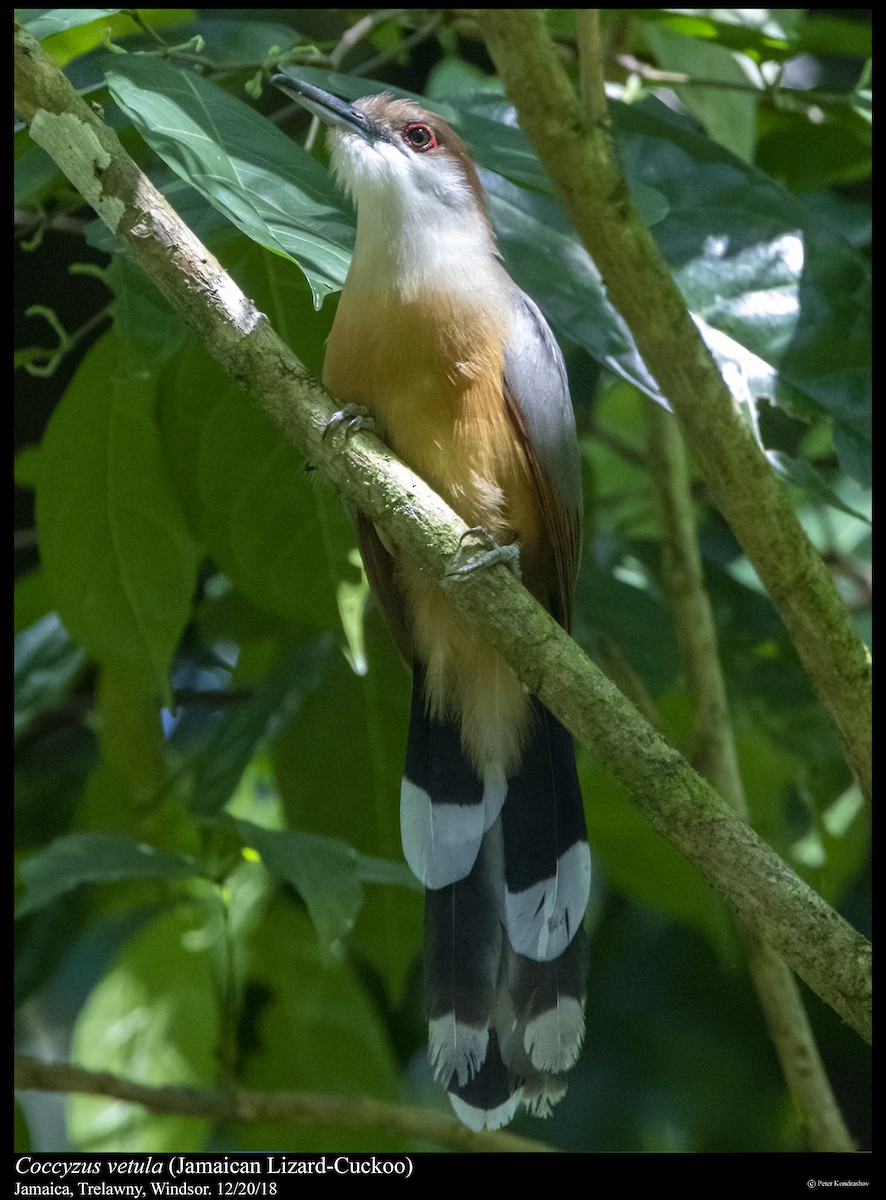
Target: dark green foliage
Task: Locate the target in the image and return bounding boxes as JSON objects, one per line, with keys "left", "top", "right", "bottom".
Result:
{"left": 15, "top": 8, "right": 870, "bottom": 1153}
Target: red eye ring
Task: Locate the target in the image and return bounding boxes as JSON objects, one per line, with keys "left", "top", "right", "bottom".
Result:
{"left": 402, "top": 123, "right": 438, "bottom": 152}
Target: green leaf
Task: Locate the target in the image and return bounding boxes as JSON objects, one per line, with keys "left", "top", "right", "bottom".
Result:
{"left": 483, "top": 171, "right": 664, "bottom": 400}
{"left": 14, "top": 612, "right": 87, "bottom": 739}
{"left": 104, "top": 56, "right": 354, "bottom": 307}
{"left": 642, "top": 23, "right": 759, "bottom": 162}
{"left": 232, "top": 900, "right": 401, "bottom": 1152}
{"left": 273, "top": 618, "right": 422, "bottom": 997}
{"left": 13, "top": 570, "right": 53, "bottom": 635}
{"left": 237, "top": 820, "right": 365, "bottom": 949}
{"left": 16, "top": 833, "right": 199, "bottom": 918}
{"left": 19, "top": 9, "right": 123, "bottom": 40}
{"left": 106, "top": 253, "right": 188, "bottom": 365}
{"left": 190, "top": 637, "right": 334, "bottom": 817}
{"left": 93, "top": 664, "right": 169, "bottom": 820}
{"left": 14, "top": 1097, "right": 33, "bottom": 1154}
{"left": 425, "top": 56, "right": 503, "bottom": 100}
{"left": 14, "top": 134, "right": 63, "bottom": 208}
{"left": 757, "top": 107, "right": 871, "bottom": 193}
{"left": 68, "top": 903, "right": 221, "bottom": 1152}
{"left": 612, "top": 98, "right": 871, "bottom": 483}
{"left": 35, "top": 332, "right": 199, "bottom": 697}
{"left": 629, "top": 8, "right": 802, "bottom": 58}
{"left": 766, "top": 452, "right": 870, "bottom": 524}
{"left": 157, "top": 247, "right": 355, "bottom": 630}
{"left": 795, "top": 13, "right": 872, "bottom": 58}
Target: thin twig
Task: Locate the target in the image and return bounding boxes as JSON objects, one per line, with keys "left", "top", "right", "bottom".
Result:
{"left": 615, "top": 53, "right": 861, "bottom": 107}
{"left": 304, "top": 9, "right": 407, "bottom": 150}
{"left": 17, "top": 305, "right": 112, "bottom": 377}
{"left": 329, "top": 8, "right": 407, "bottom": 69}
{"left": 353, "top": 13, "right": 445, "bottom": 79}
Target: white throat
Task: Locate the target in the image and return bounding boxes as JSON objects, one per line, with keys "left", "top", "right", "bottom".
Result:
{"left": 330, "top": 130, "right": 506, "bottom": 303}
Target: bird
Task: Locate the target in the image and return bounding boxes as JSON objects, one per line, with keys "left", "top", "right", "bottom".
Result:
{"left": 272, "top": 74, "right": 591, "bottom": 1131}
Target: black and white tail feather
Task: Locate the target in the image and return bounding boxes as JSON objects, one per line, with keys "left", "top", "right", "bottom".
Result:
{"left": 402, "top": 669, "right": 590, "bottom": 1130}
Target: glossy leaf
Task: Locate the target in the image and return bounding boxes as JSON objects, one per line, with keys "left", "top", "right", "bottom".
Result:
{"left": 483, "top": 170, "right": 664, "bottom": 399}
{"left": 611, "top": 98, "right": 871, "bottom": 483}
{"left": 766, "top": 452, "right": 870, "bottom": 524}
{"left": 105, "top": 56, "right": 353, "bottom": 306}
{"left": 642, "top": 23, "right": 759, "bottom": 162}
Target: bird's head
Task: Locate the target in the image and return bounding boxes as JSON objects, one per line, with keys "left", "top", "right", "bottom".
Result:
{"left": 273, "top": 76, "right": 492, "bottom": 238}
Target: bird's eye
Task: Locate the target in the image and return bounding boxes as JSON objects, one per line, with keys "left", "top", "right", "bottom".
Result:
{"left": 402, "top": 123, "right": 438, "bottom": 152}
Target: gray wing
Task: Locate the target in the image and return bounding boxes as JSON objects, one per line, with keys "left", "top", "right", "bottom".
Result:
{"left": 502, "top": 288, "right": 583, "bottom": 629}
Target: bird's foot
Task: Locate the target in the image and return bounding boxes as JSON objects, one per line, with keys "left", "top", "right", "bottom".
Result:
{"left": 445, "top": 527, "right": 522, "bottom": 582}
{"left": 323, "top": 404, "right": 376, "bottom": 440}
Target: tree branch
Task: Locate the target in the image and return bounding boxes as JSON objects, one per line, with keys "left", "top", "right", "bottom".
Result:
{"left": 476, "top": 8, "right": 871, "bottom": 807}
{"left": 13, "top": 1056, "right": 551, "bottom": 1153}
{"left": 13, "top": 23, "right": 871, "bottom": 1046}
{"left": 576, "top": 9, "right": 608, "bottom": 128}
{"left": 646, "top": 399, "right": 856, "bottom": 1152}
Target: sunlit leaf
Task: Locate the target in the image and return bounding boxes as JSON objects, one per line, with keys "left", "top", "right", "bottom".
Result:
{"left": 19, "top": 9, "right": 123, "bottom": 41}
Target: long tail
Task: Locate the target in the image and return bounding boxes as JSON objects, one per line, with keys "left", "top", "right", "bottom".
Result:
{"left": 401, "top": 672, "right": 590, "bottom": 1129}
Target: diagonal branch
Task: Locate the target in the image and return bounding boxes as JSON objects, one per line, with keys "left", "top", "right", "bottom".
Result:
{"left": 477, "top": 8, "right": 871, "bottom": 807}
{"left": 13, "top": 23, "right": 871, "bottom": 1045}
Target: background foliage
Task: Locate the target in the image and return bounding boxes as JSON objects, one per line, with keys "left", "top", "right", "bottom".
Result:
{"left": 15, "top": 8, "right": 870, "bottom": 1153}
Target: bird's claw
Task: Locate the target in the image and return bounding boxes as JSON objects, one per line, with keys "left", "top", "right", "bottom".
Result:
{"left": 323, "top": 404, "right": 376, "bottom": 440}
{"left": 445, "top": 527, "right": 522, "bottom": 581}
